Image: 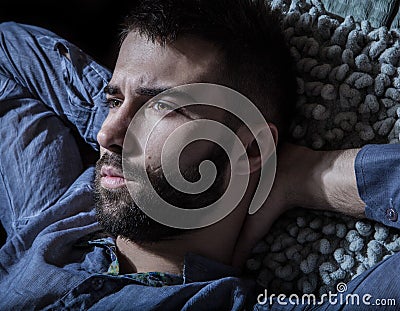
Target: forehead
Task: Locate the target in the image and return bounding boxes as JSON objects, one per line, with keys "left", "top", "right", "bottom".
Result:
{"left": 111, "top": 31, "right": 222, "bottom": 94}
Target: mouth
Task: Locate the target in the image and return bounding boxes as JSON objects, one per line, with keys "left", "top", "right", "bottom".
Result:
{"left": 100, "top": 165, "right": 126, "bottom": 189}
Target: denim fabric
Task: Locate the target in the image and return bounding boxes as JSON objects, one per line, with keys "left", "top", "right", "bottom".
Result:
{"left": 1, "top": 21, "right": 400, "bottom": 311}
{"left": 355, "top": 143, "right": 400, "bottom": 229}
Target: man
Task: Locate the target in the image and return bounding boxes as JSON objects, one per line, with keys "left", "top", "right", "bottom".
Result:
{"left": 0, "top": 1, "right": 399, "bottom": 311}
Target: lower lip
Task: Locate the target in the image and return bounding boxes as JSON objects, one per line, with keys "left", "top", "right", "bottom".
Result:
{"left": 101, "top": 176, "right": 126, "bottom": 189}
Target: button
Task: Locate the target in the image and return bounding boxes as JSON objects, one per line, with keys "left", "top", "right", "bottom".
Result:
{"left": 386, "top": 208, "right": 398, "bottom": 222}
{"left": 91, "top": 278, "right": 104, "bottom": 290}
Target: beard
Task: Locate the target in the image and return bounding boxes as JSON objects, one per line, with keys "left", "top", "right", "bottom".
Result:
{"left": 94, "top": 146, "right": 228, "bottom": 244}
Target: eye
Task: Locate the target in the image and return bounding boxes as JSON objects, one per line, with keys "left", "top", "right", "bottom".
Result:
{"left": 104, "top": 98, "right": 123, "bottom": 109}
{"left": 150, "top": 100, "right": 176, "bottom": 112}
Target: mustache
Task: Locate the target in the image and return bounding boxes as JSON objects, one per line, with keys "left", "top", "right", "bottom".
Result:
{"left": 96, "top": 152, "right": 123, "bottom": 170}
{"left": 96, "top": 152, "right": 157, "bottom": 181}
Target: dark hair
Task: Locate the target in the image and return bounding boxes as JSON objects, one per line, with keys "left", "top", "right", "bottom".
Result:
{"left": 120, "top": 0, "right": 297, "bottom": 141}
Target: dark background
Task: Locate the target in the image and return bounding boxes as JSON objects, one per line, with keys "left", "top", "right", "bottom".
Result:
{"left": 0, "top": 0, "right": 133, "bottom": 243}
{"left": 0, "top": 0, "right": 133, "bottom": 69}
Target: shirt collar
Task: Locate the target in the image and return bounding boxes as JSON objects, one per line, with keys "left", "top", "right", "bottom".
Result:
{"left": 182, "top": 251, "right": 241, "bottom": 283}
{"left": 86, "top": 237, "right": 241, "bottom": 284}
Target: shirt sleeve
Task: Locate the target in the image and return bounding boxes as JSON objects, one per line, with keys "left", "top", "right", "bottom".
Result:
{"left": 0, "top": 21, "right": 110, "bottom": 237}
{"left": 0, "top": 21, "right": 112, "bottom": 152}
{"left": 0, "top": 74, "right": 84, "bottom": 237}
{"left": 355, "top": 143, "right": 400, "bottom": 229}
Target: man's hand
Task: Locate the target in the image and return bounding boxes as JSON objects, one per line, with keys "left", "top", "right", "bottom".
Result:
{"left": 231, "top": 143, "right": 366, "bottom": 269}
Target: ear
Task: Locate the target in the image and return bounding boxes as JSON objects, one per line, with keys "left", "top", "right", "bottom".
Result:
{"left": 233, "top": 122, "right": 278, "bottom": 175}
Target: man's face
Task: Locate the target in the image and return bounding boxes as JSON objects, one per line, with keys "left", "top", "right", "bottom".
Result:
{"left": 94, "top": 31, "right": 229, "bottom": 242}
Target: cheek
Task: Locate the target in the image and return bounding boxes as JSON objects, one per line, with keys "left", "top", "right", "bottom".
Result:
{"left": 143, "top": 120, "right": 195, "bottom": 169}
{"left": 142, "top": 117, "right": 217, "bottom": 171}
{"left": 143, "top": 122, "right": 176, "bottom": 169}
{"left": 143, "top": 137, "right": 163, "bottom": 169}
{"left": 178, "top": 140, "right": 216, "bottom": 169}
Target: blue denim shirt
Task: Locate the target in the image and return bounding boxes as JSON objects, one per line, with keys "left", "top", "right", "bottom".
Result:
{"left": 1, "top": 21, "right": 400, "bottom": 311}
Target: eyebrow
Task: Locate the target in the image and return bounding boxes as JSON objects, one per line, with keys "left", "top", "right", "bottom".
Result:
{"left": 103, "top": 85, "right": 171, "bottom": 97}
{"left": 103, "top": 85, "right": 199, "bottom": 119}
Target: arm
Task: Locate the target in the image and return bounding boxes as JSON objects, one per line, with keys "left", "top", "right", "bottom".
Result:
{"left": 0, "top": 22, "right": 110, "bottom": 238}
{"left": 277, "top": 143, "right": 400, "bottom": 227}
{"left": 0, "top": 21, "right": 111, "bottom": 152}
{"left": 284, "top": 145, "right": 365, "bottom": 218}
{"left": 232, "top": 142, "right": 400, "bottom": 267}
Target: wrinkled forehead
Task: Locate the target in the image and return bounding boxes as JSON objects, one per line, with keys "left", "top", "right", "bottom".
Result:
{"left": 113, "top": 31, "right": 224, "bottom": 90}
{"left": 111, "top": 30, "right": 229, "bottom": 121}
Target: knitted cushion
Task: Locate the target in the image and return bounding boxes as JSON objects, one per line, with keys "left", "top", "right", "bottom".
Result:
{"left": 244, "top": 0, "right": 400, "bottom": 296}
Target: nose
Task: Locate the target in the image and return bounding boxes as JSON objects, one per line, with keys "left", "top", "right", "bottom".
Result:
{"left": 97, "top": 108, "right": 131, "bottom": 155}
